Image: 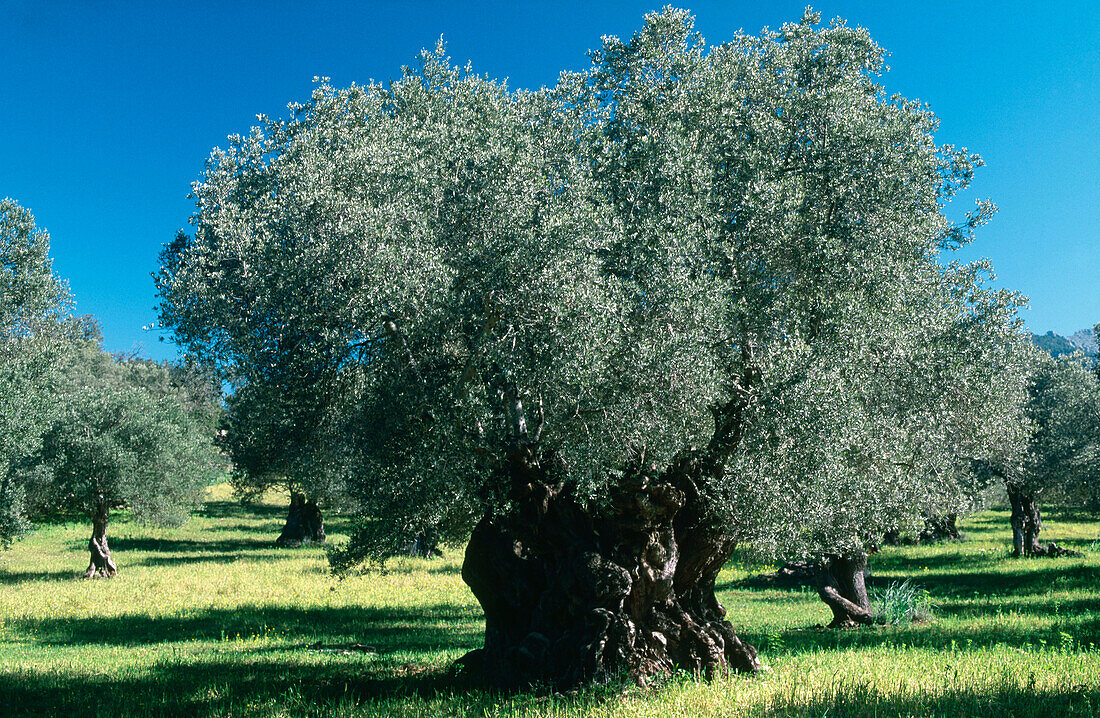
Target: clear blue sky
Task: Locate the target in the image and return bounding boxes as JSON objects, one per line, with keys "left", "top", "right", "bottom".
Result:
{"left": 2, "top": 1, "right": 1097, "bottom": 360}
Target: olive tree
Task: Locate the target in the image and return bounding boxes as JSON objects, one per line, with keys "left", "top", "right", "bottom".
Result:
{"left": 220, "top": 372, "right": 347, "bottom": 547}
{"left": 29, "top": 340, "right": 221, "bottom": 577}
{"left": 0, "top": 199, "right": 72, "bottom": 546}
{"left": 158, "top": 10, "right": 1027, "bottom": 687}
{"left": 1004, "top": 351, "right": 1100, "bottom": 556}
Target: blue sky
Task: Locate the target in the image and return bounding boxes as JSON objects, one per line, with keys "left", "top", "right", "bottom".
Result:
{"left": 2, "top": 1, "right": 1097, "bottom": 360}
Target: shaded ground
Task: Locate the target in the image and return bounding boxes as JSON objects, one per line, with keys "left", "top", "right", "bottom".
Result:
{"left": 1, "top": 492, "right": 1098, "bottom": 717}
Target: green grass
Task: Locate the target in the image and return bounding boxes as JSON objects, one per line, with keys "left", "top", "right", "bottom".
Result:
{"left": 2, "top": 486, "right": 1099, "bottom": 717}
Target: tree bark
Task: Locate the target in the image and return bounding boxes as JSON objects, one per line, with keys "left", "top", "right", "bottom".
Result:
{"left": 275, "top": 492, "right": 326, "bottom": 547}
{"left": 816, "top": 551, "right": 873, "bottom": 628}
{"left": 459, "top": 448, "right": 759, "bottom": 690}
{"left": 1008, "top": 484, "right": 1042, "bottom": 557}
{"left": 83, "top": 495, "right": 117, "bottom": 579}
{"left": 1007, "top": 484, "right": 1077, "bottom": 558}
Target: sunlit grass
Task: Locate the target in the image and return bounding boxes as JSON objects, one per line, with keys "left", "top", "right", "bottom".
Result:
{"left": 2, "top": 487, "right": 1099, "bottom": 716}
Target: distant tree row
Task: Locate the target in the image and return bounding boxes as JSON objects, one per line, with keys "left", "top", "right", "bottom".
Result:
{"left": 0, "top": 199, "right": 222, "bottom": 576}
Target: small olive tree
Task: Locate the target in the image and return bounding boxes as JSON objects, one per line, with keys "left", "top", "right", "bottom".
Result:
{"left": 29, "top": 340, "right": 220, "bottom": 577}
{"left": 221, "top": 374, "right": 348, "bottom": 547}
{"left": 1004, "top": 351, "right": 1100, "bottom": 556}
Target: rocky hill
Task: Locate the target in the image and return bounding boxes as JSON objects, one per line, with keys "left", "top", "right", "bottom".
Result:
{"left": 1032, "top": 327, "right": 1097, "bottom": 357}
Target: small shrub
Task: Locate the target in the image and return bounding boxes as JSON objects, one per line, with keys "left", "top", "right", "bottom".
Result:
{"left": 871, "top": 579, "right": 934, "bottom": 625}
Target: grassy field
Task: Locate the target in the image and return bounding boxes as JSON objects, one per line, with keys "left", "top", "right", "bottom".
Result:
{"left": 2, "top": 485, "right": 1099, "bottom": 717}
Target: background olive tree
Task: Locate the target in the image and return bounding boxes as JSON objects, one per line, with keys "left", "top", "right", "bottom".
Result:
{"left": 27, "top": 338, "right": 222, "bottom": 577}
{"left": 0, "top": 199, "right": 73, "bottom": 546}
{"left": 1003, "top": 351, "right": 1100, "bottom": 556}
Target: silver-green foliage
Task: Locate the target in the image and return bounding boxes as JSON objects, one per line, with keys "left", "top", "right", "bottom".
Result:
{"left": 1018, "top": 351, "right": 1100, "bottom": 506}
{"left": 158, "top": 9, "right": 1030, "bottom": 562}
{"left": 28, "top": 341, "right": 221, "bottom": 527}
{"left": 0, "top": 199, "right": 72, "bottom": 544}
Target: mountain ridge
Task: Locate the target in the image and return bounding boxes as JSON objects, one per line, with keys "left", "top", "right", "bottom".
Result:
{"left": 1031, "top": 327, "right": 1097, "bottom": 357}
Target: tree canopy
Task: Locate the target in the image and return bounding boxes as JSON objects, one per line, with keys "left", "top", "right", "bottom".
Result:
{"left": 1018, "top": 352, "right": 1100, "bottom": 507}
{"left": 158, "top": 9, "right": 1031, "bottom": 685}
{"left": 26, "top": 338, "right": 222, "bottom": 575}
{"left": 0, "top": 199, "right": 73, "bottom": 545}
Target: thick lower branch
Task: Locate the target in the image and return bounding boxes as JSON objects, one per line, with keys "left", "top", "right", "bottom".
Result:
{"left": 816, "top": 552, "right": 873, "bottom": 628}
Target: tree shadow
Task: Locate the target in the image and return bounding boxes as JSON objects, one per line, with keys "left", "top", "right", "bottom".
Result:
{"left": 871, "top": 550, "right": 1006, "bottom": 572}
{"left": 908, "top": 564, "right": 1100, "bottom": 600}
{"left": 1, "top": 647, "right": 1097, "bottom": 717}
{"left": 0, "top": 653, "right": 495, "bottom": 718}
{"left": 936, "top": 596, "right": 1100, "bottom": 620}
{"left": 0, "top": 568, "right": 80, "bottom": 585}
{"left": 197, "top": 500, "right": 286, "bottom": 521}
{"left": 111, "top": 536, "right": 275, "bottom": 553}
{"left": 11, "top": 603, "right": 484, "bottom": 651}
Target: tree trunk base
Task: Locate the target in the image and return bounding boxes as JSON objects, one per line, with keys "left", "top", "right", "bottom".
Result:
{"left": 82, "top": 499, "right": 117, "bottom": 579}
{"left": 83, "top": 535, "right": 117, "bottom": 579}
{"left": 816, "top": 552, "right": 873, "bottom": 628}
{"left": 1019, "top": 541, "right": 1082, "bottom": 559}
{"left": 276, "top": 493, "right": 326, "bottom": 547}
{"left": 458, "top": 449, "right": 759, "bottom": 690}
{"left": 406, "top": 530, "right": 443, "bottom": 558}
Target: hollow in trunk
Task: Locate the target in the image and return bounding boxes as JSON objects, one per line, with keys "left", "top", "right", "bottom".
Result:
{"left": 275, "top": 492, "right": 326, "bottom": 547}
{"left": 816, "top": 551, "right": 873, "bottom": 628}
{"left": 459, "top": 448, "right": 759, "bottom": 690}
{"left": 83, "top": 495, "right": 117, "bottom": 579}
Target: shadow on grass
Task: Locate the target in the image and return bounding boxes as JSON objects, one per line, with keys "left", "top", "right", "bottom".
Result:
{"left": 762, "top": 678, "right": 1100, "bottom": 718}
{"left": 937, "top": 596, "right": 1100, "bottom": 620}
{"left": 0, "top": 568, "right": 80, "bottom": 585}
{"left": 870, "top": 550, "right": 1007, "bottom": 573}
{"left": 111, "top": 536, "right": 276, "bottom": 553}
{"left": 198, "top": 500, "right": 286, "bottom": 521}
{"left": 2, "top": 653, "right": 1098, "bottom": 718}
{"left": 903, "top": 563, "right": 1100, "bottom": 600}
{"left": 11, "top": 603, "right": 484, "bottom": 652}
{"left": 0, "top": 656, "right": 489, "bottom": 718}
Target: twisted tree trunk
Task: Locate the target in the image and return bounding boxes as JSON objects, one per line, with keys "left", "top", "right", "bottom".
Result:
{"left": 83, "top": 495, "right": 117, "bottom": 578}
{"left": 459, "top": 448, "right": 759, "bottom": 690}
{"left": 275, "top": 492, "right": 326, "bottom": 547}
{"left": 816, "top": 551, "right": 873, "bottom": 628}
{"left": 1007, "top": 484, "right": 1077, "bottom": 557}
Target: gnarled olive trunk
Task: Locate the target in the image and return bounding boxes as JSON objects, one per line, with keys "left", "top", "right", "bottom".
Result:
{"left": 83, "top": 495, "right": 117, "bottom": 579}
{"left": 1008, "top": 484, "right": 1042, "bottom": 557}
{"left": 459, "top": 449, "right": 759, "bottom": 690}
{"left": 1006, "top": 484, "right": 1077, "bottom": 557}
{"left": 816, "top": 551, "right": 873, "bottom": 628}
{"left": 275, "top": 492, "right": 326, "bottom": 547}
